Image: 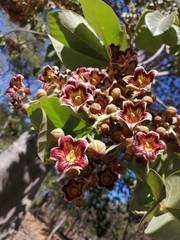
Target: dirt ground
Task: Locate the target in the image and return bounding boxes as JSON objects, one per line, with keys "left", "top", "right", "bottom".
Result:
{"left": 11, "top": 211, "right": 62, "bottom": 240}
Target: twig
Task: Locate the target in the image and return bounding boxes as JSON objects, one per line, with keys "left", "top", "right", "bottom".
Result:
{"left": 0, "top": 28, "right": 47, "bottom": 39}
{"left": 47, "top": 214, "right": 68, "bottom": 240}
{"left": 139, "top": 44, "right": 165, "bottom": 66}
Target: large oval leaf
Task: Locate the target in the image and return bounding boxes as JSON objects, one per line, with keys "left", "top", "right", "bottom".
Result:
{"left": 136, "top": 10, "right": 178, "bottom": 52}
{"left": 145, "top": 208, "right": 180, "bottom": 240}
{"left": 80, "top": 0, "right": 128, "bottom": 50}
{"left": 165, "top": 170, "right": 180, "bottom": 209}
{"left": 146, "top": 169, "right": 166, "bottom": 201}
{"left": 145, "top": 11, "right": 174, "bottom": 36}
{"left": 48, "top": 35, "right": 108, "bottom": 69}
{"left": 48, "top": 10, "right": 109, "bottom": 69}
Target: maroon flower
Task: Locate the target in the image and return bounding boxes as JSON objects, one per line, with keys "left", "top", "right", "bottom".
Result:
{"left": 97, "top": 167, "right": 120, "bottom": 191}
{"left": 116, "top": 100, "right": 152, "bottom": 129}
{"left": 69, "top": 67, "right": 89, "bottom": 83}
{"left": 123, "top": 66, "right": 158, "bottom": 92}
{"left": 133, "top": 131, "right": 165, "bottom": 161}
{"left": 6, "top": 74, "right": 31, "bottom": 97}
{"left": 90, "top": 89, "right": 113, "bottom": 114}
{"left": 38, "top": 65, "right": 60, "bottom": 83}
{"left": 60, "top": 82, "right": 93, "bottom": 111}
{"left": 83, "top": 68, "right": 110, "bottom": 89}
{"left": 62, "top": 178, "right": 85, "bottom": 202}
{"left": 50, "top": 135, "right": 89, "bottom": 173}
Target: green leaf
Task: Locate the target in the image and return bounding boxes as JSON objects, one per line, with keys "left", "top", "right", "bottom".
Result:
{"left": 28, "top": 97, "right": 99, "bottom": 163}
{"left": 39, "top": 97, "right": 95, "bottom": 138}
{"left": 130, "top": 179, "right": 154, "bottom": 213}
{"left": 80, "top": 0, "right": 128, "bottom": 50}
{"left": 145, "top": 208, "right": 180, "bottom": 240}
{"left": 146, "top": 169, "right": 166, "bottom": 201}
{"left": 48, "top": 35, "right": 108, "bottom": 69}
{"left": 163, "top": 153, "right": 180, "bottom": 178}
{"left": 37, "top": 107, "right": 56, "bottom": 163}
{"left": 27, "top": 101, "right": 42, "bottom": 131}
{"left": 136, "top": 10, "right": 178, "bottom": 52}
{"left": 127, "top": 156, "right": 147, "bottom": 181}
{"left": 145, "top": 11, "right": 174, "bottom": 36}
{"left": 48, "top": 10, "right": 109, "bottom": 69}
{"left": 165, "top": 170, "right": 180, "bottom": 209}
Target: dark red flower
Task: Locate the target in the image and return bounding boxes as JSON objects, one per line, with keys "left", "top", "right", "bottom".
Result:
{"left": 133, "top": 131, "right": 165, "bottom": 161}
{"left": 116, "top": 100, "right": 152, "bottom": 129}
{"left": 60, "top": 82, "right": 93, "bottom": 111}
{"left": 97, "top": 167, "right": 120, "bottom": 191}
{"left": 123, "top": 66, "right": 158, "bottom": 92}
{"left": 62, "top": 178, "right": 85, "bottom": 202}
{"left": 50, "top": 135, "right": 89, "bottom": 173}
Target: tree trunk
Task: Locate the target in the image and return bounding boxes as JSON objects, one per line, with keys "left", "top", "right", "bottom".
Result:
{"left": 0, "top": 131, "right": 52, "bottom": 240}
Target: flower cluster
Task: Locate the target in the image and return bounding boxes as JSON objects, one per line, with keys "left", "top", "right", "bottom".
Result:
{"left": 6, "top": 45, "right": 180, "bottom": 206}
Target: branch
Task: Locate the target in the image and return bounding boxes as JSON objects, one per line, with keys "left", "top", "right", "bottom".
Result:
{"left": 47, "top": 214, "right": 68, "bottom": 240}
{"left": 0, "top": 28, "right": 47, "bottom": 39}
{"left": 139, "top": 44, "right": 165, "bottom": 66}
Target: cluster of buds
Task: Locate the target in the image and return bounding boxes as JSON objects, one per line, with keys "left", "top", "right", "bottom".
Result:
{"left": 6, "top": 45, "right": 180, "bottom": 206}
{"left": 6, "top": 74, "right": 31, "bottom": 113}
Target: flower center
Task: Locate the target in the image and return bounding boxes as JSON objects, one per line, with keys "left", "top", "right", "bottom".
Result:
{"left": 138, "top": 78, "right": 142, "bottom": 85}
{"left": 74, "top": 95, "right": 82, "bottom": 105}
{"left": 92, "top": 78, "right": 97, "bottom": 85}
{"left": 66, "top": 150, "right": 76, "bottom": 162}
{"left": 104, "top": 176, "right": 111, "bottom": 184}
{"left": 71, "top": 187, "right": 78, "bottom": 196}
{"left": 130, "top": 112, "right": 136, "bottom": 122}
{"left": 145, "top": 141, "right": 152, "bottom": 151}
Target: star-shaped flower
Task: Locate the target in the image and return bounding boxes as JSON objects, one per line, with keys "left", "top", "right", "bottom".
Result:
{"left": 6, "top": 74, "right": 31, "bottom": 97}
{"left": 60, "top": 82, "right": 93, "bottom": 111}
{"left": 97, "top": 167, "right": 120, "bottom": 191}
{"left": 50, "top": 135, "right": 89, "bottom": 173}
{"left": 133, "top": 131, "right": 165, "bottom": 161}
{"left": 123, "top": 66, "right": 158, "bottom": 93}
{"left": 62, "top": 178, "right": 86, "bottom": 202}
{"left": 116, "top": 100, "right": 152, "bottom": 129}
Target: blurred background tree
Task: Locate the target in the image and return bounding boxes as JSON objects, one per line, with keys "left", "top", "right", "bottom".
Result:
{"left": 0, "top": 0, "right": 179, "bottom": 239}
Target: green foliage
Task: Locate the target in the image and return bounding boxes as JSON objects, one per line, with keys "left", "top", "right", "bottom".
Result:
{"left": 27, "top": 97, "right": 98, "bottom": 163}
{"left": 135, "top": 9, "right": 180, "bottom": 52}
{"left": 80, "top": 0, "right": 127, "bottom": 50}
{"left": 48, "top": 0, "right": 127, "bottom": 69}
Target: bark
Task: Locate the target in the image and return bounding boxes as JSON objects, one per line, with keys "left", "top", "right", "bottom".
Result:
{"left": 0, "top": 131, "right": 52, "bottom": 240}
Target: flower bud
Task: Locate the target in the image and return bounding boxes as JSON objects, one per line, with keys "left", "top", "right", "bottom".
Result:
{"left": 177, "top": 115, "right": 180, "bottom": 125}
{"left": 50, "top": 128, "right": 65, "bottom": 142}
{"left": 66, "top": 167, "right": 80, "bottom": 178}
{"left": 74, "top": 198, "right": 84, "bottom": 208}
{"left": 87, "top": 140, "right": 106, "bottom": 159}
{"left": 163, "top": 106, "right": 177, "bottom": 118}
{"left": 106, "top": 104, "right": 117, "bottom": 114}
{"left": 113, "top": 161, "right": 127, "bottom": 174}
{"left": 36, "top": 89, "right": 47, "bottom": 99}
{"left": 156, "top": 126, "right": 169, "bottom": 140}
{"left": 142, "top": 96, "right": 153, "bottom": 106}
{"left": 153, "top": 115, "right": 162, "bottom": 125}
{"left": 24, "top": 88, "right": 32, "bottom": 95}
{"left": 110, "top": 87, "right": 121, "bottom": 101}
{"left": 100, "top": 123, "right": 110, "bottom": 134}
{"left": 89, "top": 103, "right": 101, "bottom": 114}
{"left": 21, "top": 103, "right": 30, "bottom": 115}
{"left": 136, "top": 125, "right": 149, "bottom": 133}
